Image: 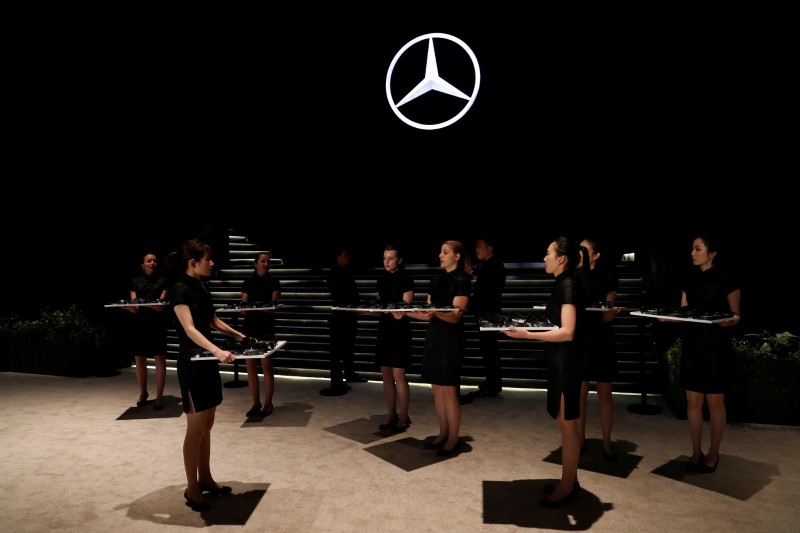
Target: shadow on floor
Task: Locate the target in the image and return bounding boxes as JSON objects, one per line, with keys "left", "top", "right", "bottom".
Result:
{"left": 119, "top": 483, "right": 268, "bottom": 527}
{"left": 483, "top": 479, "right": 612, "bottom": 528}
{"left": 116, "top": 395, "right": 182, "bottom": 420}
{"left": 651, "top": 454, "right": 778, "bottom": 501}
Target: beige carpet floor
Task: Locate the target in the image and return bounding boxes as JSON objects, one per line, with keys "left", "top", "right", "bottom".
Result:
{"left": 1, "top": 366, "right": 798, "bottom": 533}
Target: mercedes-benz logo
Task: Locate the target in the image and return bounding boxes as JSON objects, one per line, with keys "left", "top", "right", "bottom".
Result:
{"left": 385, "top": 33, "right": 481, "bottom": 131}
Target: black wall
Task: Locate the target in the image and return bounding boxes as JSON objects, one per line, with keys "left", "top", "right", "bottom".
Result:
{"left": 3, "top": 12, "right": 795, "bottom": 334}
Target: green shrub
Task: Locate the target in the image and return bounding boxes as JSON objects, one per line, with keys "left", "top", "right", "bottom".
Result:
{"left": 732, "top": 330, "right": 800, "bottom": 361}
{"left": 0, "top": 305, "right": 102, "bottom": 347}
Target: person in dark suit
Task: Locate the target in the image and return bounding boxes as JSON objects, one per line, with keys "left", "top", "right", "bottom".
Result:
{"left": 468, "top": 237, "right": 507, "bottom": 399}
{"left": 321, "top": 246, "right": 366, "bottom": 396}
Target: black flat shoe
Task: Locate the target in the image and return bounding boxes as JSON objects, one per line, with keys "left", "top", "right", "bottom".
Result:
{"left": 246, "top": 403, "right": 262, "bottom": 417}
{"left": 378, "top": 413, "right": 399, "bottom": 431}
{"left": 137, "top": 391, "right": 149, "bottom": 407}
{"left": 424, "top": 439, "right": 446, "bottom": 450}
{"left": 259, "top": 406, "right": 273, "bottom": 417}
{"left": 539, "top": 482, "right": 580, "bottom": 508}
{"left": 437, "top": 439, "right": 462, "bottom": 457}
{"left": 184, "top": 489, "right": 211, "bottom": 512}
{"left": 198, "top": 482, "right": 233, "bottom": 495}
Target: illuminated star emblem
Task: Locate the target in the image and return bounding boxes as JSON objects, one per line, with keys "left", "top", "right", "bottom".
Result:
{"left": 386, "top": 33, "right": 481, "bottom": 130}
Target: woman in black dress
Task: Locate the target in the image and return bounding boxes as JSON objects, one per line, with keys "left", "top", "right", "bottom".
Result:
{"left": 241, "top": 251, "right": 281, "bottom": 417}
{"left": 376, "top": 245, "right": 415, "bottom": 431}
{"left": 664, "top": 233, "right": 740, "bottom": 473}
{"left": 504, "top": 236, "right": 584, "bottom": 508}
{"left": 126, "top": 252, "right": 169, "bottom": 410}
{"left": 406, "top": 240, "right": 471, "bottom": 456}
{"left": 576, "top": 237, "right": 621, "bottom": 461}
{"left": 169, "top": 239, "right": 247, "bottom": 512}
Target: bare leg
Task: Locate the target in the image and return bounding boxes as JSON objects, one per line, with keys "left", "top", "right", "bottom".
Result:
{"left": 183, "top": 397, "right": 210, "bottom": 502}
{"left": 686, "top": 390, "right": 705, "bottom": 463}
{"left": 135, "top": 355, "right": 148, "bottom": 403}
{"left": 381, "top": 366, "right": 397, "bottom": 424}
{"left": 705, "top": 393, "right": 725, "bottom": 467}
{"left": 260, "top": 357, "right": 275, "bottom": 412}
{"left": 245, "top": 358, "right": 262, "bottom": 411}
{"left": 597, "top": 381, "right": 615, "bottom": 454}
{"left": 441, "top": 385, "right": 461, "bottom": 450}
{"left": 154, "top": 355, "right": 167, "bottom": 405}
{"left": 431, "top": 385, "right": 448, "bottom": 443}
{"left": 197, "top": 407, "right": 216, "bottom": 485}
{"left": 393, "top": 367, "right": 410, "bottom": 425}
{"left": 578, "top": 380, "right": 590, "bottom": 449}
{"left": 548, "top": 394, "right": 580, "bottom": 502}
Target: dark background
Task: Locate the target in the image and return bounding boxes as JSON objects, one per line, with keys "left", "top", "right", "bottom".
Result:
{"left": 2, "top": 10, "right": 795, "bottom": 333}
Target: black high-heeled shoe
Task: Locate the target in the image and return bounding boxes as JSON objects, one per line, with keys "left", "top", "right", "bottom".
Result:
{"left": 539, "top": 482, "right": 580, "bottom": 508}
{"left": 137, "top": 391, "right": 149, "bottom": 407}
{"left": 198, "top": 482, "right": 233, "bottom": 495}
{"left": 154, "top": 398, "right": 164, "bottom": 411}
{"left": 424, "top": 438, "right": 446, "bottom": 450}
{"left": 436, "top": 439, "right": 462, "bottom": 457}
{"left": 699, "top": 456, "right": 719, "bottom": 473}
{"left": 184, "top": 489, "right": 211, "bottom": 512}
{"left": 543, "top": 481, "right": 579, "bottom": 495}
{"left": 378, "top": 413, "right": 399, "bottom": 431}
{"left": 392, "top": 416, "right": 411, "bottom": 432}
{"left": 246, "top": 403, "right": 262, "bottom": 418}
{"left": 686, "top": 452, "right": 706, "bottom": 472}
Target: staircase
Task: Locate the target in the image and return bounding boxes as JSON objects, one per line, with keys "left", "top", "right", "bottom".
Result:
{"left": 163, "top": 229, "right": 658, "bottom": 394}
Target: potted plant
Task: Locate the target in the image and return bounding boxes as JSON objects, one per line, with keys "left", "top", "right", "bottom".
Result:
{"left": 662, "top": 330, "right": 800, "bottom": 425}
{"left": 1, "top": 305, "right": 103, "bottom": 377}
{"left": 662, "top": 338, "right": 689, "bottom": 419}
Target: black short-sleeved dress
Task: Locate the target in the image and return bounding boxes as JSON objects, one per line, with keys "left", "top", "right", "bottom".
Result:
{"left": 376, "top": 269, "right": 414, "bottom": 369}
{"left": 680, "top": 266, "right": 739, "bottom": 393}
{"left": 129, "top": 273, "right": 169, "bottom": 357}
{"left": 577, "top": 266, "right": 618, "bottom": 383}
{"left": 544, "top": 272, "right": 584, "bottom": 420}
{"left": 170, "top": 273, "right": 222, "bottom": 413}
{"left": 420, "top": 269, "right": 471, "bottom": 386}
{"left": 241, "top": 272, "right": 281, "bottom": 340}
